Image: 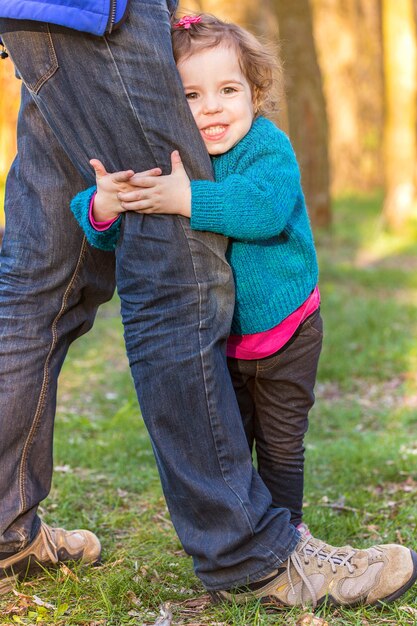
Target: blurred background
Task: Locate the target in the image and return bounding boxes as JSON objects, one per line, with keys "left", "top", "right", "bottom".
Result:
{"left": 0, "top": 0, "right": 416, "bottom": 233}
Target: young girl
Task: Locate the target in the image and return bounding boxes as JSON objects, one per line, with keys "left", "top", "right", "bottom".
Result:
{"left": 71, "top": 13, "right": 322, "bottom": 533}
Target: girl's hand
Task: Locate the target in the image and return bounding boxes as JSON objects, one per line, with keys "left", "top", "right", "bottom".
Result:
{"left": 90, "top": 159, "right": 162, "bottom": 222}
{"left": 117, "top": 151, "right": 191, "bottom": 218}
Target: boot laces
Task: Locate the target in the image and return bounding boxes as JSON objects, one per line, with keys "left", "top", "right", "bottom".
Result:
{"left": 288, "top": 535, "right": 357, "bottom": 608}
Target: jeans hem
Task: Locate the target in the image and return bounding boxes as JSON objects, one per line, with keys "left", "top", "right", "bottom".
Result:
{"left": 202, "top": 528, "right": 300, "bottom": 591}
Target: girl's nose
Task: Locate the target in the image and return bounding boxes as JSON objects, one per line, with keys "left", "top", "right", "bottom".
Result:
{"left": 202, "top": 95, "right": 222, "bottom": 114}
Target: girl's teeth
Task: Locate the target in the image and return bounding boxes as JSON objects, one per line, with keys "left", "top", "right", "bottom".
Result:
{"left": 205, "top": 126, "right": 225, "bottom": 135}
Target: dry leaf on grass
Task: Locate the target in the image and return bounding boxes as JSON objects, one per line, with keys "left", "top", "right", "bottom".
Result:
{"left": 59, "top": 562, "right": 80, "bottom": 581}
{"left": 176, "top": 594, "right": 211, "bottom": 614}
{"left": 1, "top": 593, "right": 32, "bottom": 616}
{"left": 296, "top": 613, "right": 329, "bottom": 626}
{"left": 11, "top": 589, "right": 55, "bottom": 610}
{"left": 32, "top": 594, "right": 56, "bottom": 610}
{"left": 126, "top": 590, "right": 142, "bottom": 607}
{"left": 399, "top": 605, "right": 417, "bottom": 617}
{"left": 152, "top": 602, "right": 173, "bottom": 626}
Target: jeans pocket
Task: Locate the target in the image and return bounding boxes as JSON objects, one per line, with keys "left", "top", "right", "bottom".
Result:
{"left": 2, "top": 25, "right": 58, "bottom": 94}
{"left": 299, "top": 307, "right": 323, "bottom": 338}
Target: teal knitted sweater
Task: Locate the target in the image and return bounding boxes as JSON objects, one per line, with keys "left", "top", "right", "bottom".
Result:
{"left": 70, "top": 116, "right": 318, "bottom": 335}
{"left": 191, "top": 116, "right": 318, "bottom": 334}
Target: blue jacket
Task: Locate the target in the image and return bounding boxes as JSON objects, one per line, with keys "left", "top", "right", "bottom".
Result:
{"left": 0, "top": 0, "right": 129, "bottom": 35}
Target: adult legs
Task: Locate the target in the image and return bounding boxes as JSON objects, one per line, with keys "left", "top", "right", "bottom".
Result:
{"left": 0, "top": 91, "right": 116, "bottom": 554}
{"left": 0, "top": 0, "right": 298, "bottom": 590}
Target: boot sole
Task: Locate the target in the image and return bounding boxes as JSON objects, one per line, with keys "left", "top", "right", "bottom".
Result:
{"left": 375, "top": 548, "right": 417, "bottom": 606}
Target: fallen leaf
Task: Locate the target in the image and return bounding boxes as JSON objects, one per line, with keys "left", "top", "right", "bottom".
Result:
{"left": 177, "top": 595, "right": 211, "bottom": 612}
{"left": 11, "top": 589, "right": 56, "bottom": 610}
{"left": 32, "top": 594, "right": 56, "bottom": 610}
{"left": 399, "top": 605, "right": 417, "bottom": 617}
{"left": 153, "top": 602, "right": 173, "bottom": 626}
{"left": 1, "top": 595, "right": 31, "bottom": 616}
{"left": 59, "top": 563, "right": 80, "bottom": 581}
{"left": 126, "top": 590, "right": 143, "bottom": 610}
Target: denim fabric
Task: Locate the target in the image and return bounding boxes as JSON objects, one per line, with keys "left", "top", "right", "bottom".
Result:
{"left": 227, "top": 310, "right": 323, "bottom": 527}
{"left": 0, "top": 0, "right": 298, "bottom": 589}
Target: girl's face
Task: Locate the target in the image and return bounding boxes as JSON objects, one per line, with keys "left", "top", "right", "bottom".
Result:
{"left": 177, "top": 44, "right": 254, "bottom": 155}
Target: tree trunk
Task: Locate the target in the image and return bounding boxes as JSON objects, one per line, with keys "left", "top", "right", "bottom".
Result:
{"left": 271, "top": 0, "right": 331, "bottom": 228}
{"left": 311, "top": 0, "right": 383, "bottom": 194}
{"left": 382, "top": 0, "right": 417, "bottom": 230}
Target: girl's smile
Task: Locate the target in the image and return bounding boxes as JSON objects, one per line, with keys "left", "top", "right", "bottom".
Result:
{"left": 200, "top": 124, "right": 229, "bottom": 141}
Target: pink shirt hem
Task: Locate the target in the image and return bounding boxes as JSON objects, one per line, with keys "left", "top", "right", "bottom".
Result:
{"left": 227, "top": 286, "right": 320, "bottom": 360}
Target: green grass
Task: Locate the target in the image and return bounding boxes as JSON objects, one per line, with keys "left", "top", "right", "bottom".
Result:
{"left": 2, "top": 192, "right": 417, "bottom": 624}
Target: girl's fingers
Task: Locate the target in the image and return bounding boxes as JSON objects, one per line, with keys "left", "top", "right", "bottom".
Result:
{"left": 112, "top": 169, "right": 135, "bottom": 182}
{"left": 122, "top": 199, "right": 155, "bottom": 212}
{"left": 130, "top": 168, "right": 162, "bottom": 182}
{"left": 130, "top": 172, "right": 161, "bottom": 186}
{"left": 118, "top": 189, "right": 154, "bottom": 202}
{"left": 89, "top": 158, "right": 107, "bottom": 179}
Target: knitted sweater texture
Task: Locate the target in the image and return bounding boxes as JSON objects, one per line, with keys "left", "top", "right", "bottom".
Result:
{"left": 70, "top": 116, "right": 318, "bottom": 335}
{"left": 190, "top": 116, "right": 318, "bottom": 334}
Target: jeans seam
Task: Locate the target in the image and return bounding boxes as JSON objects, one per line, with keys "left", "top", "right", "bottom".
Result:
{"left": 31, "top": 27, "right": 59, "bottom": 94}
{"left": 178, "top": 220, "right": 255, "bottom": 535}
{"left": 18, "top": 237, "right": 89, "bottom": 513}
{"left": 103, "top": 35, "right": 159, "bottom": 168}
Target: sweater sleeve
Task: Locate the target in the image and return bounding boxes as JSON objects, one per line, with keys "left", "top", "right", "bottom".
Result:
{"left": 70, "top": 186, "right": 121, "bottom": 251}
{"left": 190, "top": 130, "right": 302, "bottom": 241}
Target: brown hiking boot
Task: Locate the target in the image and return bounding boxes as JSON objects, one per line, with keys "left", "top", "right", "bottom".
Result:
{"left": 210, "top": 533, "right": 417, "bottom": 608}
{"left": 0, "top": 522, "right": 101, "bottom": 594}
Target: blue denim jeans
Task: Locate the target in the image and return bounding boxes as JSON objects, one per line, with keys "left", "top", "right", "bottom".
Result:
{"left": 0, "top": 0, "right": 298, "bottom": 590}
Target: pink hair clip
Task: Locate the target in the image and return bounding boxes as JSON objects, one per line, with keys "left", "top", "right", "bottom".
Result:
{"left": 173, "top": 15, "right": 202, "bottom": 29}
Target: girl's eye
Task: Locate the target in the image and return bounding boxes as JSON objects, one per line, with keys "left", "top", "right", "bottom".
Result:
{"left": 185, "top": 92, "right": 199, "bottom": 100}
{"left": 222, "top": 87, "right": 237, "bottom": 95}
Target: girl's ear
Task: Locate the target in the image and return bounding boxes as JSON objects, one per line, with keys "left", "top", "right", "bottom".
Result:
{"left": 252, "top": 87, "right": 262, "bottom": 115}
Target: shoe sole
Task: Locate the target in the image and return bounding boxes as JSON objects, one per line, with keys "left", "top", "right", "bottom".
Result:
{"left": 375, "top": 548, "right": 417, "bottom": 607}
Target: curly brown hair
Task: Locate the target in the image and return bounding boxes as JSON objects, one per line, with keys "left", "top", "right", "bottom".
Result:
{"left": 171, "top": 13, "right": 282, "bottom": 116}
